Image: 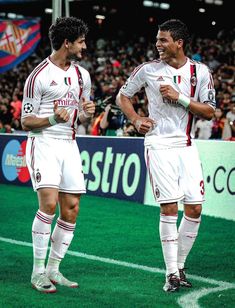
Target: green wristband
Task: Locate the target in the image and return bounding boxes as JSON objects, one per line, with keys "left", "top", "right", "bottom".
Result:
{"left": 48, "top": 115, "right": 57, "bottom": 126}
{"left": 178, "top": 93, "right": 190, "bottom": 108}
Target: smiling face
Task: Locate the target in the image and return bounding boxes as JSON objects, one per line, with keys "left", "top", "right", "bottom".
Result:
{"left": 66, "top": 36, "right": 87, "bottom": 61}
{"left": 155, "top": 30, "right": 182, "bottom": 62}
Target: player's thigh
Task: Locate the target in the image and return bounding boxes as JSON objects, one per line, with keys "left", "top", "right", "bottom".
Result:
{"left": 179, "top": 146, "right": 205, "bottom": 204}
{"left": 60, "top": 141, "right": 86, "bottom": 193}
{"left": 145, "top": 148, "right": 184, "bottom": 203}
{"left": 26, "top": 136, "right": 61, "bottom": 190}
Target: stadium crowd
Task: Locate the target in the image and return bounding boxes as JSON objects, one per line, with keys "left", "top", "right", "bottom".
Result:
{"left": 0, "top": 30, "right": 235, "bottom": 140}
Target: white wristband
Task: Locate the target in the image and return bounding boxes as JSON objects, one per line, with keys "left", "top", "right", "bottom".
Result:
{"left": 48, "top": 115, "right": 58, "bottom": 126}
{"left": 178, "top": 93, "right": 190, "bottom": 108}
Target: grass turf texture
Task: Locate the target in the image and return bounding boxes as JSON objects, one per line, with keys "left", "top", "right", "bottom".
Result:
{"left": 0, "top": 184, "right": 234, "bottom": 307}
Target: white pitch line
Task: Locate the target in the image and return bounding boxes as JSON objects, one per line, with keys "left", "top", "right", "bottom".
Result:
{"left": 1, "top": 236, "right": 235, "bottom": 307}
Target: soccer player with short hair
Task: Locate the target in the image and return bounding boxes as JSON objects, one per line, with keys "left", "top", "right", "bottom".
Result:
{"left": 21, "top": 16, "right": 95, "bottom": 293}
{"left": 117, "top": 19, "right": 216, "bottom": 292}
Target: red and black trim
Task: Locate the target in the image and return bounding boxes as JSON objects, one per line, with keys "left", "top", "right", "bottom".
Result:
{"left": 186, "top": 64, "right": 198, "bottom": 146}
{"left": 57, "top": 218, "right": 75, "bottom": 232}
{"left": 190, "top": 64, "right": 197, "bottom": 97}
{"left": 74, "top": 65, "right": 84, "bottom": 134}
{"left": 26, "top": 60, "right": 48, "bottom": 98}
{"left": 75, "top": 65, "right": 83, "bottom": 99}
{"left": 131, "top": 60, "right": 161, "bottom": 78}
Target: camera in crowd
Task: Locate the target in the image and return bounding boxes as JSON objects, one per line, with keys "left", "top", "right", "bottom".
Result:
{"left": 95, "top": 96, "right": 123, "bottom": 116}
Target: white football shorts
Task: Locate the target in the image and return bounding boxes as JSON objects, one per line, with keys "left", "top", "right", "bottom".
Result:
{"left": 26, "top": 136, "right": 86, "bottom": 194}
{"left": 145, "top": 145, "right": 205, "bottom": 204}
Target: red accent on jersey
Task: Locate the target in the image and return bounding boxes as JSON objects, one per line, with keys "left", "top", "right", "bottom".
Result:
{"left": 186, "top": 112, "right": 193, "bottom": 146}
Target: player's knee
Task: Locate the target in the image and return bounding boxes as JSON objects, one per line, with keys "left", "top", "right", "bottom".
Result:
{"left": 160, "top": 202, "right": 178, "bottom": 215}
{"left": 185, "top": 204, "right": 202, "bottom": 218}
{"left": 40, "top": 201, "right": 57, "bottom": 215}
{"left": 70, "top": 202, "right": 79, "bottom": 216}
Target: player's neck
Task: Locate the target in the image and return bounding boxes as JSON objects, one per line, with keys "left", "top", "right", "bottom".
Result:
{"left": 166, "top": 56, "right": 187, "bottom": 69}
{"left": 49, "top": 51, "right": 71, "bottom": 71}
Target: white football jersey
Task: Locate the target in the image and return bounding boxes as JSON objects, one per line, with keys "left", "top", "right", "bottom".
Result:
{"left": 120, "top": 58, "right": 216, "bottom": 149}
{"left": 21, "top": 57, "right": 91, "bottom": 139}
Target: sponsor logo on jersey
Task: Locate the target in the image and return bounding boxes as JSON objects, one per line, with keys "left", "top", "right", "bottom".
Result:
{"left": 54, "top": 91, "right": 79, "bottom": 107}
{"left": 2, "top": 140, "right": 30, "bottom": 183}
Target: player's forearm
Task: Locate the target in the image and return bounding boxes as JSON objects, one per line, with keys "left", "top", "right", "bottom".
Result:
{"left": 21, "top": 116, "right": 52, "bottom": 131}
{"left": 188, "top": 101, "right": 214, "bottom": 120}
{"left": 116, "top": 93, "right": 138, "bottom": 123}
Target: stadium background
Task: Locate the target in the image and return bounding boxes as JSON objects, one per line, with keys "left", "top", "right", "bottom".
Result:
{"left": 0, "top": 0, "right": 235, "bottom": 307}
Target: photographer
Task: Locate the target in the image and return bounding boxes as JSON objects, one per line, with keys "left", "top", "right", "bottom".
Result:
{"left": 100, "top": 103, "right": 126, "bottom": 136}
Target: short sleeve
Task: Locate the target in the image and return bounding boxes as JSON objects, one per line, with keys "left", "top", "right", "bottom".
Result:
{"left": 198, "top": 64, "right": 216, "bottom": 109}
{"left": 21, "top": 74, "right": 42, "bottom": 118}
{"left": 120, "top": 64, "right": 146, "bottom": 98}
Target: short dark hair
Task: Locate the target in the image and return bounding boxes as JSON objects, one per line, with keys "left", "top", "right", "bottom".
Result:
{"left": 158, "top": 19, "right": 190, "bottom": 48}
{"left": 49, "top": 16, "right": 89, "bottom": 50}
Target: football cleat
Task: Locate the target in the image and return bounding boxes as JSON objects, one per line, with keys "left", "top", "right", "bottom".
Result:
{"left": 31, "top": 272, "right": 56, "bottom": 293}
{"left": 47, "top": 271, "right": 79, "bottom": 288}
{"left": 179, "top": 268, "right": 192, "bottom": 288}
{"left": 163, "top": 273, "right": 180, "bottom": 292}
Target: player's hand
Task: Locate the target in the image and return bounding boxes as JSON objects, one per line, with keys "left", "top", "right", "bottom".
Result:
{"left": 53, "top": 101, "right": 70, "bottom": 123}
{"left": 160, "top": 84, "right": 179, "bottom": 102}
{"left": 132, "top": 116, "right": 155, "bottom": 135}
{"left": 82, "top": 97, "right": 95, "bottom": 118}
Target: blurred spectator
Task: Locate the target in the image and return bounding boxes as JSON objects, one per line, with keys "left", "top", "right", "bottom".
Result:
{"left": 100, "top": 103, "right": 126, "bottom": 136}
{"left": 0, "top": 102, "right": 12, "bottom": 126}
{"left": 222, "top": 103, "right": 235, "bottom": 140}
{"left": 10, "top": 94, "right": 22, "bottom": 121}
{"left": 89, "top": 112, "right": 104, "bottom": 136}
{"left": 0, "top": 31, "right": 234, "bottom": 142}
{"left": 209, "top": 108, "right": 226, "bottom": 139}
{"left": 194, "top": 118, "right": 213, "bottom": 139}
{"left": 219, "top": 91, "right": 233, "bottom": 114}
{"left": 123, "top": 122, "right": 138, "bottom": 137}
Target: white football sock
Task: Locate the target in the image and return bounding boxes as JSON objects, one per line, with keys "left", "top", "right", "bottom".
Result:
{"left": 177, "top": 214, "right": 201, "bottom": 269}
{"left": 46, "top": 218, "right": 75, "bottom": 274}
{"left": 159, "top": 214, "right": 179, "bottom": 276}
{"left": 32, "top": 210, "right": 55, "bottom": 274}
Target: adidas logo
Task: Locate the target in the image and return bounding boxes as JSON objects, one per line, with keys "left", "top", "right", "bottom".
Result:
{"left": 156, "top": 76, "right": 165, "bottom": 81}
{"left": 50, "top": 80, "right": 58, "bottom": 86}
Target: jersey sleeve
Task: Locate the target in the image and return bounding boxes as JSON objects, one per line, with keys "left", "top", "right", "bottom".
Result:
{"left": 21, "top": 74, "right": 42, "bottom": 118}
{"left": 82, "top": 71, "right": 91, "bottom": 101}
{"left": 119, "top": 64, "right": 146, "bottom": 98}
{"left": 198, "top": 64, "right": 216, "bottom": 109}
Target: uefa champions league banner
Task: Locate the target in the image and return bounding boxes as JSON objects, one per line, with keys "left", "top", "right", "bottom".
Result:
{"left": 0, "top": 134, "right": 146, "bottom": 203}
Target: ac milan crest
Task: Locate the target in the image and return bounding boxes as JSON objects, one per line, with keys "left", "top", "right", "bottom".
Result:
{"left": 190, "top": 76, "right": 197, "bottom": 87}
{"left": 155, "top": 186, "right": 160, "bottom": 198}
{"left": 36, "top": 172, "right": 41, "bottom": 183}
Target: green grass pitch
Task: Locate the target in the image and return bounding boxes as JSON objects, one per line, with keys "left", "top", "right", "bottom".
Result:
{"left": 0, "top": 184, "right": 234, "bottom": 307}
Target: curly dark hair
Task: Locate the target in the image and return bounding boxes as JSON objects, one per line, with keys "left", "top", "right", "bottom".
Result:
{"left": 158, "top": 19, "right": 191, "bottom": 49}
{"left": 49, "top": 16, "right": 89, "bottom": 50}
